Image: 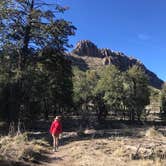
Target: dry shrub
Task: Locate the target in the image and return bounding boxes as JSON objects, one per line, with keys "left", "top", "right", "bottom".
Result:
{"left": 112, "top": 147, "right": 126, "bottom": 157}
{"left": 129, "top": 159, "right": 165, "bottom": 166}
{"left": 0, "top": 133, "right": 48, "bottom": 163}
{"left": 31, "top": 139, "right": 50, "bottom": 149}
{"left": 145, "top": 127, "right": 163, "bottom": 138}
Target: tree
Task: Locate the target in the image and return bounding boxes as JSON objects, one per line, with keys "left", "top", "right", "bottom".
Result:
{"left": 72, "top": 64, "right": 150, "bottom": 123}
{"left": 161, "top": 83, "right": 166, "bottom": 114}
{"left": 0, "top": 0, "right": 75, "bottom": 66}
{"left": 95, "top": 65, "right": 124, "bottom": 120}
{"left": 0, "top": 0, "right": 76, "bottom": 123}
{"left": 72, "top": 67, "right": 100, "bottom": 126}
{"left": 126, "top": 65, "right": 150, "bottom": 121}
{"left": 72, "top": 67, "right": 98, "bottom": 112}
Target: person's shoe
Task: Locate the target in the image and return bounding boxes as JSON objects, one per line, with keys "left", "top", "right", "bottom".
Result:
{"left": 52, "top": 147, "right": 56, "bottom": 152}
{"left": 54, "top": 146, "right": 59, "bottom": 152}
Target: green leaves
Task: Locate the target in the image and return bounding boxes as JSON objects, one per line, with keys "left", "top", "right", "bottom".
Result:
{"left": 73, "top": 65, "right": 150, "bottom": 121}
{"left": 161, "top": 83, "right": 166, "bottom": 113}
{"left": 0, "top": 0, "right": 75, "bottom": 122}
{"left": 126, "top": 66, "right": 150, "bottom": 120}
{"left": 0, "top": 0, "right": 76, "bottom": 53}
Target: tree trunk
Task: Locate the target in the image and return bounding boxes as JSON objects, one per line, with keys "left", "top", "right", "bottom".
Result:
{"left": 44, "top": 98, "right": 49, "bottom": 120}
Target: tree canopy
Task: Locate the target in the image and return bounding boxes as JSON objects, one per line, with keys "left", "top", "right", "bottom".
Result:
{"left": 0, "top": 0, "right": 76, "bottom": 123}
{"left": 72, "top": 65, "right": 150, "bottom": 122}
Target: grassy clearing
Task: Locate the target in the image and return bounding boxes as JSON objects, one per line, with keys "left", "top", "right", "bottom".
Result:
{"left": 0, "top": 127, "right": 166, "bottom": 166}
{"left": 52, "top": 127, "right": 166, "bottom": 166}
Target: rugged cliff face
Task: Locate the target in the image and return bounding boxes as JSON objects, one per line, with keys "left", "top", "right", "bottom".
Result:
{"left": 69, "top": 40, "right": 164, "bottom": 89}
{"left": 72, "top": 40, "right": 101, "bottom": 57}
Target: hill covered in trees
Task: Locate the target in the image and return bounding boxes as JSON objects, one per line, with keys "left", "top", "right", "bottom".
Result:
{"left": 68, "top": 40, "right": 163, "bottom": 89}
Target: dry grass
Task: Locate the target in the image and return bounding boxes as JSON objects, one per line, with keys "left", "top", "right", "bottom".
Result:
{"left": 51, "top": 128, "right": 166, "bottom": 166}
{"left": 0, "top": 133, "right": 49, "bottom": 165}
{"left": 145, "top": 127, "right": 164, "bottom": 138}
{"left": 0, "top": 127, "right": 166, "bottom": 166}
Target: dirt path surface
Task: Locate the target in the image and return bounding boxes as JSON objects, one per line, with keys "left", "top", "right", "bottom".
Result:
{"left": 41, "top": 128, "right": 166, "bottom": 166}
{"left": 1, "top": 125, "right": 166, "bottom": 166}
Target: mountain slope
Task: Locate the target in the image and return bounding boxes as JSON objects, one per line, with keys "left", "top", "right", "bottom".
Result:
{"left": 68, "top": 40, "right": 163, "bottom": 89}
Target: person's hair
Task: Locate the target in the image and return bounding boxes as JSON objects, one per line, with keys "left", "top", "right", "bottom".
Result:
{"left": 54, "top": 115, "right": 62, "bottom": 120}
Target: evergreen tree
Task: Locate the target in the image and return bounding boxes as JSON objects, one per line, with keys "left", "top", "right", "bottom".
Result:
{"left": 0, "top": 0, "right": 76, "bottom": 123}
{"left": 95, "top": 65, "right": 124, "bottom": 120}
{"left": 127, "top": 65, "right": 150, "bottom": 121}
{"left": 72, "top": 67, "right": 98, "bottom": 112}
{"left": 161, "top": 83, "right": 166, "bottom": 114}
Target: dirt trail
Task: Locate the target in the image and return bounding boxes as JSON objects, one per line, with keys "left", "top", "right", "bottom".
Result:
{"left": 36, "top": 127, "right": 166, "bottom": 166}
{"left": 42, "top": 137, "right": 166, "bottom": 166}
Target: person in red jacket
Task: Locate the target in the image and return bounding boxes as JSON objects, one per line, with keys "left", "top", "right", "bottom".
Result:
{"left": 49, "top": 116, "right": 62, "bottom": 152}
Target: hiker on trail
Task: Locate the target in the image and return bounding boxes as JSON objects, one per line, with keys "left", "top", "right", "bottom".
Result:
{"left": 49, "top": 116, "right": 62, "bottom": 152}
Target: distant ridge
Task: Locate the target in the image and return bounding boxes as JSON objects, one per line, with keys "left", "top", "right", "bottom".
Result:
{"left": 68, "top": 40, "right": 164, "bottom": 89}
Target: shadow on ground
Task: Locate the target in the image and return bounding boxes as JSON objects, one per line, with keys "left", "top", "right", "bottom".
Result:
{"left": 0, "top": 160, "right": 31, "bottom": 166}
{"left": 27, "top": 126, "right": 154, "bottom": 148}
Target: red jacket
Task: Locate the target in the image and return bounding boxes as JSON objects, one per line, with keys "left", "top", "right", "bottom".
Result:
{"left": 49, "top": 120, "right": 62, "bottom": 135}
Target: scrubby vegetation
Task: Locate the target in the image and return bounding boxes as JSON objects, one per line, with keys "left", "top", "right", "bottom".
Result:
{"left": 0, "top": 126, "right": 166, "bottom": 166}
{"left": 0, "top": 132, "right": 50, "bottom": 165}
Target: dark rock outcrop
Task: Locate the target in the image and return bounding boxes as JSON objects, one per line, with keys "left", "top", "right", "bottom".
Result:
{"left": 69, "top": 40, "right": 164, "bottom": 89}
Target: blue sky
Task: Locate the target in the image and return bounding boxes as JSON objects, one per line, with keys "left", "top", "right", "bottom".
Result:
{"left": 56, "top": 0, "right": 165, "bottom": 81}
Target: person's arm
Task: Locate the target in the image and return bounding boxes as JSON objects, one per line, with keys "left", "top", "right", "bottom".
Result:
{"left": 49, "top": 122, "right": 53, "bottom": 133}
{"left": 59, "top": 122, "right": 63, "bottom": 138}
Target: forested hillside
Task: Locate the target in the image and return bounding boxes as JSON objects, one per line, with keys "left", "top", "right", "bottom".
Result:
{"left": 69, "top": 40, "right": 164, "bottom": 89}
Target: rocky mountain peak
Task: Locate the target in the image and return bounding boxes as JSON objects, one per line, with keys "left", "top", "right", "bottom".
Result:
{"left": 69, "top": 40, "right": 164, "bottom": 89}
{"left": 72, "top": 40, "right": 101, "bottom": 57}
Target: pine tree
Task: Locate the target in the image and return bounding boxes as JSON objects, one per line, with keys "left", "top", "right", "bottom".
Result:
{"left": 161, "top": 83, "right": 166, "bottom": 114}
{"left": 0, "top": 0, "right": 76, "bottom": 123}
{"left": 127, "top": 65, "right": 150, "bottom": 121}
